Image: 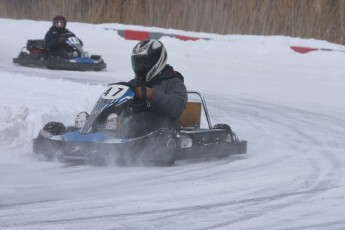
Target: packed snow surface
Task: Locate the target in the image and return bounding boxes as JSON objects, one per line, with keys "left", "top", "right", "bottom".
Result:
{"left": 1, "top": 18, "right": 345, "bottom": 229}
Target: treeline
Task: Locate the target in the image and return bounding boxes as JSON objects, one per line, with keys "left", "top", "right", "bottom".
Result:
{"left": 0, "top": 0, "right": 344, "bottom": 45}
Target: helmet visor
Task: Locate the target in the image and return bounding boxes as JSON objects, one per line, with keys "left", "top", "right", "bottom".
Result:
{"left": 54, "top": 19, "right": 65, "bottom": 28}
{"left": 131, "top": 55, "right": 151, "bottom": 72}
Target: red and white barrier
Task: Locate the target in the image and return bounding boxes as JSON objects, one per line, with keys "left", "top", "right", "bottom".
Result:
{"left": 104, "top": 28, "right": 205, "bottom": 41}
{"left": 290, "top": 46, "right": 345, "bottom": 54}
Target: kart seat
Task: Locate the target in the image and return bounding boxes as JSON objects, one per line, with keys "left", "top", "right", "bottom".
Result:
{"left": 26, "top": 39, "right": 45, "bottom": 55}
{"left": 179, "top": 102, "right": 201, "bottom": 129}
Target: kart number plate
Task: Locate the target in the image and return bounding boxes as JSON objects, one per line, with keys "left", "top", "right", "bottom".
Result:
{"left": 101, "top": 85, "right": 130, "bottom": 100}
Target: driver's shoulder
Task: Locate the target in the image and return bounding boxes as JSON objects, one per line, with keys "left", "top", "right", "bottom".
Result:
{"left": 65, "top": 29, "right": 75, "bottom": 35}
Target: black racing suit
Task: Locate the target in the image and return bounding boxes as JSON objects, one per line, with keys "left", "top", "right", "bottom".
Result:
{"left": 123, "top": 65, "right": 188, "bottom": 138}
{"left": 44, "top": 26, "right": 81, "bottom": 59}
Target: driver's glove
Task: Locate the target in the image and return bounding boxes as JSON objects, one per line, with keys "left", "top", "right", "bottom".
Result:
{"left": 134, "top": 86, "right": 155, "bottom": 101}
{"left": 58, "top": 36, "right": 66, "bottom": 44}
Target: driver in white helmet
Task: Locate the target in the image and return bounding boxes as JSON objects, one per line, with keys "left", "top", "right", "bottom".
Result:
{"left": 122, "top": 39, "right": 188, "bottom": 138}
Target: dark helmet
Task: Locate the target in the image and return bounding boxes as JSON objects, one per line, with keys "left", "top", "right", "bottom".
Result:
{"left": 131, "top": 39, "right": 167, "bottom": 82}
{"left": 52, "top": 15, "right": 67, "bottom": 29}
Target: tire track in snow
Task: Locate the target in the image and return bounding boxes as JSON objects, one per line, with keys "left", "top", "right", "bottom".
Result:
{"left": 195, "top": 97, "right": 345, "bottom": 229}
{"left": 2, "top": 185, "right": 344, "bottom": 229}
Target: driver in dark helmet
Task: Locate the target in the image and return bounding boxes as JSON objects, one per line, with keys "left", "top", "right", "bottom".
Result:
{"left": 118, "top": 39, "right": 188, "bottom": 138}
{"left": 44, "top": 15, "right": 83, "bottom": 59}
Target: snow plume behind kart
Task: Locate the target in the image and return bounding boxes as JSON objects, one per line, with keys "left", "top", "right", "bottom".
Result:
{"left": 0, "top": 106, "right": 33, "bottom": 148}
{"left": 13, "top": 35, "right": 106, "bottom": 71}
{"left": 33, "top": 83, "right": 247, "bottom": 166}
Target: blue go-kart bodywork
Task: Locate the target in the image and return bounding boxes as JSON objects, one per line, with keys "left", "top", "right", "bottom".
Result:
{"left": 33, "top": 83, "right": 247, "bottom": 166}
{"left": 13, "top": 37, "right": 106, "bottom": 71}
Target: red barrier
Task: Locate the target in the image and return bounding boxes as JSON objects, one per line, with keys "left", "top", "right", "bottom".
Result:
{"left": 175, "top": 35, "right": 200, "bottom": 41}
{"left": 290, "top": 46, "right": 319, "bottom": 54}
{"left": 291, "top": 46, "right": 345, "bottom": 54}
{"left": 123, "top": 30, "right": 150, "bottom": 40}
{"left": 115, "top": 28, "right": 203, "bottom": 41}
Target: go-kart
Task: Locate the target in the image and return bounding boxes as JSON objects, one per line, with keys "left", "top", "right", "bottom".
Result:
{"left": 33, "top": 83, "right": 247, "bottom": 166}
{"left": 13, "top": 35, "right": 106, "bottom": 71}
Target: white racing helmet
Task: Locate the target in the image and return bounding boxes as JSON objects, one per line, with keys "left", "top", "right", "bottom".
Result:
{"left": 131, "top": 39, "right": 167, "bottom": 82}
